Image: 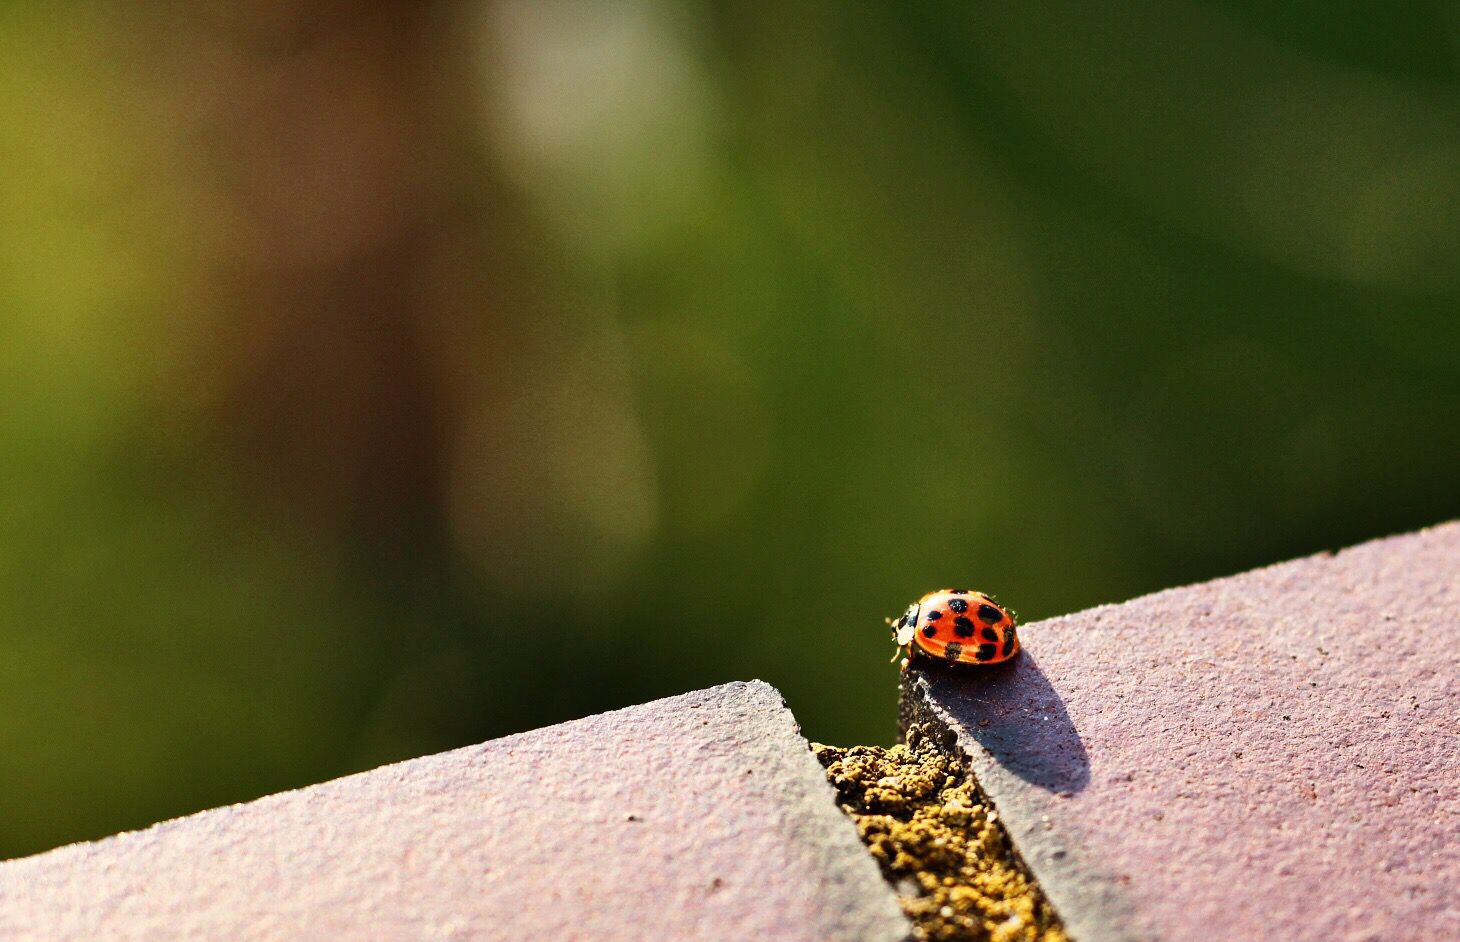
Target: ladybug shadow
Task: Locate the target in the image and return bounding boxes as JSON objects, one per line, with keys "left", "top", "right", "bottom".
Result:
{"left": 910, "top": 653, "right": 1090, "bottom": 795}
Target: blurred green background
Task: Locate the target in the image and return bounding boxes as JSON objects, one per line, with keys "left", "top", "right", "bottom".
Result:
{"left": 2, "top": 0, "right": 1458, "bottom": 858}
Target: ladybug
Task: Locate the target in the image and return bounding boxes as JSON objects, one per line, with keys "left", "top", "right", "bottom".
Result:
{"left": 889, "top": 589, "right": 1019, "bottom": 667}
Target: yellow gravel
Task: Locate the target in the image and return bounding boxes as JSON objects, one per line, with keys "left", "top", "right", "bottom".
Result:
{"left": 814, "top": 727, "right": 1068, "bottom": 942}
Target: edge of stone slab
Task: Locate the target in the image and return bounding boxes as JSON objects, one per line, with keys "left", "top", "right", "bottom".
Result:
{"left": 9, "top": 680, "right": 791, "bottom": 860}
{"left": 900, "top": 671, "right": 1137, "bottom": 942}
{"left": 15, "top": 681, "right": 826, "bottom": 850}
{"left": 1021, "top": 520, "right": 1458, "bottom": 630}
{"left": 735, "top": 679, "right": 918, "bottom": 942}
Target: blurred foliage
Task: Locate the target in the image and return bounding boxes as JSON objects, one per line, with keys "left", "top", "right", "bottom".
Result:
{"left": 0, "top": 0, "right": 1457, "bottom": 858}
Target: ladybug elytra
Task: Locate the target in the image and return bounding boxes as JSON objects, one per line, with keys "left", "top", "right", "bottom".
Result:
{"left": 889, "top": 589, "right": 1019, "bottom": 667}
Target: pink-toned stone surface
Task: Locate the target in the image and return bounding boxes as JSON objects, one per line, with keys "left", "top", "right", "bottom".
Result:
{"left": 903, "top": 523, "right": 1460, "bottom": 942}
{"left": 0, "top": 681, "right": 910, "bottom": 941}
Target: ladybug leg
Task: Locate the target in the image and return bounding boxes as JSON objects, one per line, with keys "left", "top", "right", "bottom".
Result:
{"left": 886, "top": 615, "right": 907, "bottom": 665}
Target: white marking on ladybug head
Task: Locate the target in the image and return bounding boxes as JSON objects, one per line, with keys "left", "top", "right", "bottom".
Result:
{"left": 894, "top": 603, "right": 919, "bottom": 646}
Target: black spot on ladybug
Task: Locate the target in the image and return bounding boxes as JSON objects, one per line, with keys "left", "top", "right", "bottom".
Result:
{"left": 947, "top": 598, "right": 968, "bottom": 614}
{"left": 953, "top": 616, "right": 975, "bottom": 637}
{"left": 926, "top": 610, "right": 943, "bottom": 621}
{"left": 950, "top": 589, "right": 970, "bottom": 594}
{"left": 944, "top": 641, "right": 964, "bottom": 661}
{"left": 977, "top": 604, "right": 1003, "bottom": 624}
{"left": 981, "top": 627, "right": 1000, "bottom": 643}
{"left": 976, "top": 643, "right": 998, "bottom": 661}
{"left": 921, "top": 624, "right": 938, "bottom": 638}
{"left": 1002, "top": 630, "right": 1017, "bottom": 657}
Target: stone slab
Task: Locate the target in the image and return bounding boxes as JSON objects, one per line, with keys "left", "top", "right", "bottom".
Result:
{"left": 0, "top": 681, "right": 910, "bottom": 941}
{"left": 902, "top": 523, "right": 1460, "bottom": 942}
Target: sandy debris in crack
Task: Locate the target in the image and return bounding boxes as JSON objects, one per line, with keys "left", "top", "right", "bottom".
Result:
{"left": 813, "top": 726, "right": 1068, "bottom": 942}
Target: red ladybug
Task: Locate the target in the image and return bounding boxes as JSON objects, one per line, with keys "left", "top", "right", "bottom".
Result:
{"left": 890, "top": 589, "right": 1019, "bottom": 667}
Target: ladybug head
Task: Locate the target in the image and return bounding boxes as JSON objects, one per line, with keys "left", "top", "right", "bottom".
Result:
{"left": 891, "top": 601, "right": 920, "bottom": 646}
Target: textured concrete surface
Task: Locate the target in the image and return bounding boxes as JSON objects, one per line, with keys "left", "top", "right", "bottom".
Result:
{"left": 903, "top": 523, "right": 1460, "bottom": 942}
{"left": 0, "top": 681, "right": 910, "bottom": 941}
